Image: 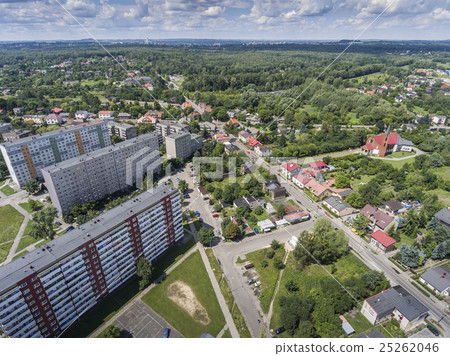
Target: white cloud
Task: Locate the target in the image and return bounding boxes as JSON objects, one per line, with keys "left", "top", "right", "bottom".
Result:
{"left": 203, "top": 6, "right": 225, "bottom": 17}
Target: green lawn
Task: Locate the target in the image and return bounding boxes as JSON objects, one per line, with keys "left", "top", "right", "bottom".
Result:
{"left": 383, "top": 157, "right": 417, "bottom": 169}
{"left": 432, "top": 166, "right": 450, "bottom": 180}
{"left": 221, "top": 329, "right": 232, "bottom": 338}
{"left": 205, "top": 249, "right": 251, "bottom": 338}
{"left": 345, "top": 312, "right": 373, "bottom": 335}
{"left": 388, "top": 151, "right": 415, "bottom": 159}
{"left": 395, "top": 232, "right": 416, "bottom": 247}
{"left": 142, "top": 251, "right": 226, "bottom": 337}
{"left": 19, "top": 200, "right": 44, "bottom": 213}
{"left": 0, "top": 205, "right": 25, "bottom": 263}
{"left": 0, "top": 185, "right": 16, "bottom": 196}
{"left": 428, "top": 188, "right": 450, "bottom": 207}
{"left": 245, "top": 246, "right": 286, "bottom": 314}
{"left": 345, "top": 313, "right": 405, "bottom": 338}
{"left": 62, "top": 237, "right": 196, "bottom": 338}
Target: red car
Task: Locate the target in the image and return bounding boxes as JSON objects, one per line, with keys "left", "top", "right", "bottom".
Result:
{"left": 212, "top": 213, "right": 219, "bottom": 218}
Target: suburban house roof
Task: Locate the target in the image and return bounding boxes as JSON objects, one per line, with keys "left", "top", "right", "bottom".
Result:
{"left": 198, "top": 186, "right": 208, "bottom": 195}
{"left": 98, "top": 110, "right": 113, "bottom": 115}
{"left": 247, "top": 137, "right": 261, "bottom": 146}
{"left": 293, "top": 173, "right": 311, "bottom": 185}
{"left": 227, "top": 118, "right": 239, "bottom": 125}
{"left": 233, "top": 197, "right": 248, "bottom": 208}
{"left": 282, "top": 162, "right": 301, "bottom": 172}
{"left": 305, "top": 180, "right": 330, "bottom": 197}
{"left": 309, "top": 161, "right": 327, "bottom": 169}
{"left": 285, "top": 205, "right": 299, "bottom": 214}
{"left": 266, "top": 183, "right": 278, "bottom": 191}
{"left": 370, "top": 230, "right": 396, "bottom": 248}
{"left": 383, "top": 200, "right": 403, "bottom": 212}
{"left": 421, "top": 266, "right": 450, "bottom": 293}
{"left": 333, "top": 188, "right": 354, "bottom": 198}
{"left": 365, "top": 285, "right": 428, "bottom": 322}
{"left": 361, "top": 205, "right": 394, "bottom": 230}
{"left": 256, "top": 145, "right": 271, "bottom": 152}
{"left": 284, "top": 211, "right": 309, "bottom": 222}
{"left": 434, "top": 207, "right": 450, "bottom": 226}
{"left": 238, "top": 131, "right": 252, "bottom": 138}
{"left": 355, "top": 330, "right": 385, "bottom": 338}
{"left": 324, "top": 196, "right": 352, "bottom": 212}
{"left": 258, "top": 219, "right": 275, "bottom": 230}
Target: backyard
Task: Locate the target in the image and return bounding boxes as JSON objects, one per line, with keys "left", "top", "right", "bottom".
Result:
{"left": 142, "top": 251, "right": 226, "bottom": 337}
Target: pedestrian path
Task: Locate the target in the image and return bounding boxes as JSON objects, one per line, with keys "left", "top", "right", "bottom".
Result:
{"left": 187, "top": 222, "right": 240, "bottom": 338}
{"left": 4, "top": 203, "right": 30, "bottom": 264}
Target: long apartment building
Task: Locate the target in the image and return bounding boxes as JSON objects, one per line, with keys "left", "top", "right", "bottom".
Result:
{"left": 0, "top": 121, "right": 110, "bottom": 186}
{"left": 0, "top": 185, "right": 182, "bottom": 338}
{"left": 42, "top": 133, "right": 161, "bottom": 216}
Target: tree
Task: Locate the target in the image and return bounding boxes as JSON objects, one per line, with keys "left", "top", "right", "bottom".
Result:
{"left": 429, "top": 152, "right": 445, "bottom": 168}
{"left": 136, "top": 257, "right": 153, "bottom": 290}
{"left": 98, "top": 325, "right": 122, "bottom": 338}
{"left": 29, "top": 207, "right": 57, "bottom": 241}
{"left": 224, "top": 223, "right": 240, "bottom": 240}
{"left": 273, "top": 257, "right": 284, "bottom": 269}
{"left": 111, "top": 134, "right": 125, "bottom": 144}
{"left": 178, "top": 179, "right": 188, "bottom": 194}
{"left": 271, "top": 239, "right": 281, "bottom": 250}
{"left": 24, "top": 179, "right": 40, "bottom": 194}
{"left": 276, "top": 204, "right": 285, "bottom": 218}
{"left": 335, "top": 175, "right": 350, "bottom": 189}
{"left": 198, "top": 227, "right": 214, "bottom": 246}
{"left": 254, "top": 205, "right": 263, "bottom": 215}
{"left": 352, "top": 213, "right": 370, "bottom": 233}
{"left": 346, "top": 192, "right": 364, "bottom": 209}
{"left": 266, "top": 250, "right": 275, "bottom": 259}
{"left": 28, "top": 199, "right": 39, "bottom": 212}
{"left": 285, "top": 280, "right": 299, "bottom": 292}
{"left": 434, "top": 225, "right": 450, "bottom": 243}
{"left": 295, "top": 320, "right": 316, "bottom": 338}
{"left": 261, "top": 260, "right": 268, "bottom": 268}
{"left": 397, "top": 244, "right": 427, "bottom": 268}
{"left": 361, "top": 270, "right": 388, "bottom": 291}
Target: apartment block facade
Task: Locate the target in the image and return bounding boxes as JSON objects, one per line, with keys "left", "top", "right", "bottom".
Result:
{"left": 0, "top": 185, "right": 182, "bottom": 338}
{"left": 107, "top": 121, "right": 137, "bottom": 140}
{"left": 42, "top": 133, "right": 160, "bottom": 216}
{"left": 0, "top": 121, "right": 111, "bottom": 186}
{"left": 165, "top": 132, "right": 202, "bottom": 160}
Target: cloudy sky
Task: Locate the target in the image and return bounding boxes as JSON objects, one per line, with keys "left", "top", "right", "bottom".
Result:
{"left": 0, "top": 0, "right": 449, "bottom": 41}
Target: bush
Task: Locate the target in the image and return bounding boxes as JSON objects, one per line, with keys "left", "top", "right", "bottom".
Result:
{"left": 266, "top": 250, "right": 275, "bottom": 259}
{"left": 285, "top": 280, "right": 299, "bottom": 292}
{"left": 273, "top": 257, "right": 284, "bottom": 270}
{"left": 261, "top": 260, "right": 268, "bottom": 268}
{"left": 271, "top": 239, "right": 281, "bottom": 250}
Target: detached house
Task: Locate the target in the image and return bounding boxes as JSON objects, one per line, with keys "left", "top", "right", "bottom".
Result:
{"left": 370, "top": 230, "right": 396, "bottom": 253}
{"left": 98, "top": 111, "right": 114, "bottom": 120}
{"left": 238, "top": 130, "right": 252, "bottom": 143}
{"left": 420, "top": 266, "right": 450, "bottom": 297}
{"left": 282, "top": 162, "right": 301, "bottom": 179}
{"left": 323, "top": 196, "right": 355, "bottom": 217}
{"left": 360, "top": 204, "right": 396, "bottom": 232}
{"left": 292, "top": 173, "right": 311, "bottom": 189}
{"left": 361, "top": 127, "right": 413, "bottom": 157}
{"left": 361, "top": 285, "right": 428, "bottom": 331}
{"left": 255, "top": 144, "right": 272, "bottom": 157}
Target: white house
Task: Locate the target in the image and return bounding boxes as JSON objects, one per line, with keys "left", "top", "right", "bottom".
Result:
{"left": 75, "top": 111, "right": 90, "bottom": 120}
{"left": 98, "top": 111, "right": 114, "bottom": 120}
{"left": 420, "top": 266, "right": 450, "bottom": 296}
{"left": 45, "top": 114, "right": 63, "bottom": 125}
{"left": 255, "top": 144, "right": 272, "bottom": 157}
{"left": 292, "top": 173, "right": 311, "bottom": 189}
{"left": 281, "top": 162, "right": 301, "bottom": 180}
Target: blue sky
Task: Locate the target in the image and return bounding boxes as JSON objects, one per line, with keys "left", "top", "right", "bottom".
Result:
{"left": 0, "top": 0, "right": 449, "bottom": 41}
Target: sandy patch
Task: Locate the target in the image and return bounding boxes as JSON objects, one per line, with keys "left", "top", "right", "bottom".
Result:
{"left": 167, "top": 281, "right": 210, "bottom": 325}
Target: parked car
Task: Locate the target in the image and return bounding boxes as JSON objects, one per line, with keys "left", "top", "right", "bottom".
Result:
{"left": 203, "top": 197, "right": 209, "bottom": 200}
{"left": 212, "top": 213, "right": 219, "bottom": 218}
{"left": 247, "top": 279, "right": 256, "bottom": 285}
{"left": 183, "top": 193, "right": 189, "bottom": 198}
{"left": 65, "top": 226, "right": 74, "bottom": 232}
{"left": 55, "top": 222, "right": 62, "bottom": 226}
{"left": 253, "top": 228, "right": 258, "bottom": 234}
{"left": 418, "top": 231, "right": 423, "bottom": 236}
{"left": 195, "top": 211, "right": 200, "bottom": 217}
{"left": 199, "top": 218, "right": 203, "bottom": 223}
{"left": 244, "top": 264, "right": 254, "bottom": 270}
{"left": 163, "top": 328, "right": 170, "bottom": 338}
{"left": 427, "top": 325, "right": 439, "bottom": 336}
{"left": 255, "top": 281, "right": 261, "bottom": 287}
{"left": 215, "top": 229, "right": 220, "bottom": 235}
{"left": 275, "top": 327, "right": 286, "bottom": 335}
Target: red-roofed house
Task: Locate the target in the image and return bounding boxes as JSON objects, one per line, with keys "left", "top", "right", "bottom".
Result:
{"left": 51, "top": 107, "right": 63, "bottom": 114}
{"left": 214, "top": 134, "right": 230, "bottom": 142}
{"left": 284, "top": 211, "right": 310, "bottom": 224}
{"left": 226, "top": 118, "right": 239, "bottom": 127}
{"left": 309, "top": 161, "right": 328, "bottom": 170}
{"left": 182, "top": 102, "right": 192, "bottom": 109}
{"left": 247, "top": 137, "right": 261, "bottom": 148}
{"left": 292, "top": 173, "right": 311, "bottom": 188}
{"left": 0, "top": 109, "right": 4, "bottom": 115}
{"left": 98, "top": 111, "right": 114, "bottom": 120}
{"left": 361, "top": 127, "right": 413, "bottom": 157}
{"left": 370, "top": 230, "right": 396, "bottom": 252}
{"left": 305, "top": 179, "right": 331, "bottom": 199}
{"left": 282, "top": 162, "right": 301, "bottom": 179}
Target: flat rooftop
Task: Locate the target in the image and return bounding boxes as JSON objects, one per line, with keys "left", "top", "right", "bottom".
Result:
{"left": 0, "top": 185, "right": 178, "bottom": 293}
{"left": 0, "top": 120, "right": 106, "bottom": 148}
{"left": 42, "top": 133, "right": 159, "bottom": 173}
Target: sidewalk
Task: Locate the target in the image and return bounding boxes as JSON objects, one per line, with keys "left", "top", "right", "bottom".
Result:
{"left": 187, "top": 222, "right": 240, "bottom": 338}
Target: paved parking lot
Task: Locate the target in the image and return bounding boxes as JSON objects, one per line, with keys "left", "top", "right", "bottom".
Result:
{"left": 113, "top": 299, "right": 182, "bottom": 338}
{"left": 410, "top": 327, "right": 439, "bottom": 338}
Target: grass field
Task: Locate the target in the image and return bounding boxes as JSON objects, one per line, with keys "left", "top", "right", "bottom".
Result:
{"left": 395, "top": 232, "right": 416, "bottom": 247}
{"left": 432, "top": 166, "right": 450, "bottom": 180}
{"left": 345, "top": 313, "right": 406, "bottom": 338}
{"left": 205, "top": 248, "right": 251, "bottom": 338}
{"left": 221, "top": 329, "right": 232, "bottom": 338}
{"left": 19, "top": 200, "right": 44, "bottom": 213}
{"left": 428, "top": 188, "right": 450, "bottom": 207}
{"left": 388, "top": 151, "right": 415, "bottom": 159}
{"left": 17, "top": 219, "right": 43, "bottom": 252}
{"left": 0, "top": 185, "right": 16, "bottom": 196}
{"left": 270, "top": 253, "right": 369, "bottom": 333}
{"left": 0, "top": 205, "right": 25, "bottom": 263}
{"left": 382, "top": 157, "right": 417, "bottom": 169}
{"left": 142, "top": 251, "right": 225, "bottom": 337}
{"left": 62, "top": 237, "right": 196, "bottom": 338}
{"left": 245, "top": 246, "right": 286, "bottom": 314}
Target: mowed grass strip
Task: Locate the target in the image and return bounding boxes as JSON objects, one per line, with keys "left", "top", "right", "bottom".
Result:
{"left": 0, "top": 185, "right": 16, "bottom": 196}
{"left": 142, "top": 251, "right": 225, "bottom": 337}
{"left": 0, "top": 205, "right": 25, "bottom": 263}
{"left": 205, "top": 248, "right": 251, "bottom": 338}
{"left": 245, "top": 246, "right": 286, "bottom": 314}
